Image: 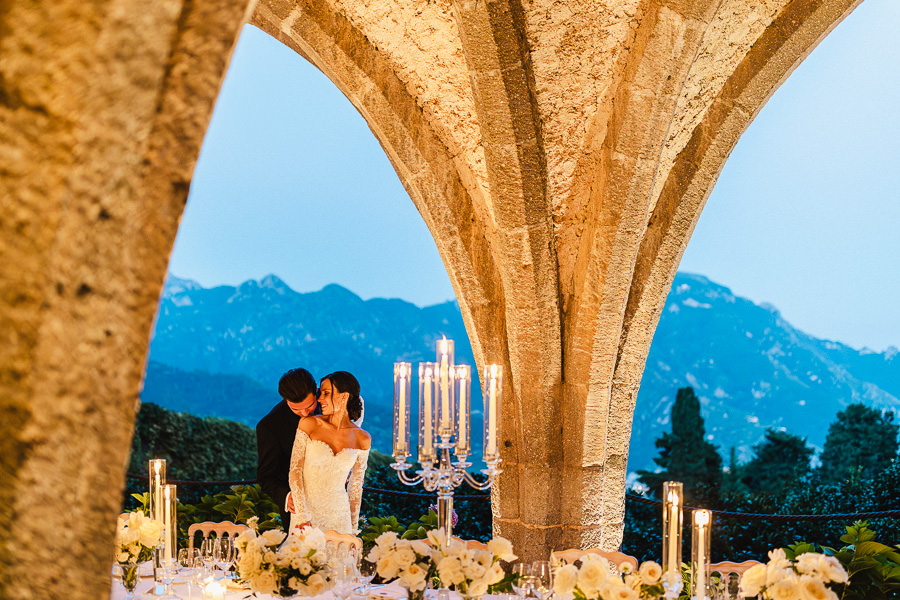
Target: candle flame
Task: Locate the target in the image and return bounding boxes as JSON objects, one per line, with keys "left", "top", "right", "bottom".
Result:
{"left": 440, "top": 337, "right": 448, "bottom": 354}
{"left": 694, "top": 509, "right": 710, "bottom": 526}
{"left": 154, "top": 461, "right": 160, "bottom": 475}
{"left": 399, "top": 364, "right": 407, "bottom": 378}
{"left": 425, "top": 367, "right": 433, "bottom": 378}
{"left": 490, "top": 364, "right": 498, "bottom": 378}
{"left": 165, "top": 485, "right": 171, "bottom": 500}
{"left": 667, "top": 490, "right": 679, "bottom": 506}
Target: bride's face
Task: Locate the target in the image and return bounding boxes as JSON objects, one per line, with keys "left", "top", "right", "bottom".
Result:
{"left": 318, "top": 380, "right": 347, "bottom": 415}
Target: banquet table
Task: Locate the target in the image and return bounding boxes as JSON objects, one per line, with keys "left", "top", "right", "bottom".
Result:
{"left": 108, "top": 576, "right": 503, "bottom": 600}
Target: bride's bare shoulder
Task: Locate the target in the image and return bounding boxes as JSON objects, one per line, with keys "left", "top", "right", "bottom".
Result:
{"left": 298, "top": 415, "right": 324, "bottom": 434}
{"left": 355, "top": 428, "right": 372, "bottom": 450}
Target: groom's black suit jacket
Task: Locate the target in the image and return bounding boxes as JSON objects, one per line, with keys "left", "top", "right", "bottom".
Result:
{"left": 256, "top": 400, "right": 301, "bottom": 530}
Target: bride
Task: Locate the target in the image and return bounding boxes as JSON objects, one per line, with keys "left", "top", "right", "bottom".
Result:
{"left": 287, "top": 371, "right": 371, "bottom": 534}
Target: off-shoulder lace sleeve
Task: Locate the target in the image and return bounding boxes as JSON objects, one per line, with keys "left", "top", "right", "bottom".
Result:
{"left": 348, "top": 449, "right": 369, "bottom": 534}
{"left": 288, "top": 428, "right": 311, "bottom": 527}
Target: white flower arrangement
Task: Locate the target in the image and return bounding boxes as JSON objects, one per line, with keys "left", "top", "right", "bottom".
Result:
{"left": 552, "top": 555, "right": 666, "bottom": 600}
{"left": 366, "top": 529, "right": 517, "bottom": 599}
{"left": 115, "top": 511, "right": 163, "bottom": 564}
{"left": 739, "top": 548, "right": 848, "bottom": 600}
{"left": 234, "top": 518, "right": 334, "bottom": 597}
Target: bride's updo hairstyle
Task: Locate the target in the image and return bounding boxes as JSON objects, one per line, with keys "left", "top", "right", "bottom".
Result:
{"left": 323, "top": 371, "right": 363, "bottom": 423}
{"left": 279, "top": 368, "right": 317, "bottom": 403}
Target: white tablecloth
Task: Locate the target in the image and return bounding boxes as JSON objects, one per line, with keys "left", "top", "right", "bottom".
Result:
{"left": 110, "top": 576, "right": 412, "bottom": 600}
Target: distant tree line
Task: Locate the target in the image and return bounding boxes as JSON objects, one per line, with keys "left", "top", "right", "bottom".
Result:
{"left": 625, "top": 387, "right": 900, "bottom": 562}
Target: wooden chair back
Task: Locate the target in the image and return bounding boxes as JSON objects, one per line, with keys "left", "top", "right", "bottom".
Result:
{"left": 187, "top": 521, "right": 249, "bottom": 551}
{"left": 710, "top": 560, "right": 762, "bottom": 599}
{"left": 323, "top": 530, "right": 363, "bottom": 561}
{"left": 551, "top": 548, "right": 639, "bottom": 571}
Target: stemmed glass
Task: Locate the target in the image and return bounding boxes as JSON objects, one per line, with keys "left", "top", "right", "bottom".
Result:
{"left": 199, "top": 538, "right": 217, "bottom": 578}
{"left": 511, "top": 563, "right": 534, "bottom": 599}
{"left": 530, "top": 561, "right": 553, "bottom": 600}
{"left": 213, "top": 537, "right": 236, "bottom": 579}
{"left": 178, "top": 549, "right": 202, "bottom": 600}
{"left": 331, "top": 558, "right": 357, "bottom": 600}
{"left": 355, "top": 558, "right": 377, "bottom": 594}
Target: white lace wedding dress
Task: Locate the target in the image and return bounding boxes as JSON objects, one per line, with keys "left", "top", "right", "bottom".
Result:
{"left": 287, "top": 429, "right": 369, "bottom": 534}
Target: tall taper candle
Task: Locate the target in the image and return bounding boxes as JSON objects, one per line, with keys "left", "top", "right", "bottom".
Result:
{"left": 162, "top": 484, "right": 177, "bottom": 565}
{"left": 691, "top": 509, "right": 711, "bottom": 600}
{"left": 455, "top": 365, "right": 471, "bottom": 458}
{"left": 393, "top": 362, "right": 411, "bottom": 457}
{"left": 483, "top": 364, "right": 502, "bottom": 461}
{"left": 149, "top": 459, "right": 166, "bottom": 523}
{"left": 662, "top": 481, "right": 683, "bottom": 577}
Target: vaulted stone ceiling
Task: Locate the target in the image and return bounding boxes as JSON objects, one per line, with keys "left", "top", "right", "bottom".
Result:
{"left": 0, "top": 0, "right": 863, "bottom": 597}
{"left": 250, "top": 0, "right": 863, "bottom": 556}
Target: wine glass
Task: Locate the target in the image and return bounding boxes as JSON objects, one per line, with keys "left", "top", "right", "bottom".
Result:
{"left": 213, "top": 537, "right": 235, "bottom": 579}
{"left": 511, "top": 563, "right": 533, "bottom": 599}
{"left": 178, "top": 549, "right": 201, "bottom": 599}
{"left": 199, "top": 538, "right": 217, "bottom": 578}
{"left": 331, "top": 559, "right": 357, "bottom": 600}
{"left": 355, "top": 558, "right": 377, "bottom": 594}
{"left": 530, "top": 561, "right": 553, "bottom": 600}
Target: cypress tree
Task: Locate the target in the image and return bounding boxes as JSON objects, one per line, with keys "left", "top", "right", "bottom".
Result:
{"left": 638, "top": 386, "right": 723, "bottom": 500}
{"left": 741, "top": 429, "right": 813, "bottom": 494}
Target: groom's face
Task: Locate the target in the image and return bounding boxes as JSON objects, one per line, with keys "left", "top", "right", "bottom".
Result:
{"left": 287, "top": 393, "right": 317, "bottom": 417}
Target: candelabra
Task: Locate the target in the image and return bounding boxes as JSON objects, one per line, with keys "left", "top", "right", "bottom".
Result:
{"left": 391, "top": 339, "right": 503, "bottom": 543}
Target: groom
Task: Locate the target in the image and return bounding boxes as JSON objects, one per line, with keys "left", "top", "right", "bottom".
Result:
{"left": 256, "top": 367, "right": 320, "bottom": 530}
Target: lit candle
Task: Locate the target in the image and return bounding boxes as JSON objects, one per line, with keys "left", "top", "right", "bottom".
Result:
{"left": 436, "top": 337, "right": 454, "bottom": 437}
{"left": 394, "top": 363, "right": 410, "bottom": 456}
{"left": 662, "top": 481, "right": 683, "bottom": 577}
{"left": 162, "top": 484, "right": 177, "bottom": 564}
{"left": 691, "top": 509, "right": 711, "bottom": 600}
{"left": 149, "top": 459, "right": 166, "bottom": 523}
{"left": 456, "top": 366, "right": 469, "bottom": 455}
{"left": 204, "top": 581, "right": 225, "bottom": 600}
{"left": 423, "top": 365, "right": 434, "bottom": 459}
{"left": 485, "top": 365, "right": 501, "bottom": 458}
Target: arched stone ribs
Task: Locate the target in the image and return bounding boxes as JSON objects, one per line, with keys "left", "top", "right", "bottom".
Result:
{"left": 618, "top": 0, "right": 866, "bottom": 401}
{"left": 251, "top": 0, "right": 511, "bottom": 375}
{"left": 450, "top": 0, "right": 565, "bottom": 551}
{"left": 557, "top": 0, "right": 725, "bottom": 549}
{"left": 586, "top": 0, "right": 865, "bottom": 553}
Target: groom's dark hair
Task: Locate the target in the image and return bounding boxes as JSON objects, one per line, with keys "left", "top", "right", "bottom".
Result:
{"left": 278, "top": 368, "right": 317, "bottom": 403}
{"left": 322, "top": 371, "right": 362, "bottom": 422}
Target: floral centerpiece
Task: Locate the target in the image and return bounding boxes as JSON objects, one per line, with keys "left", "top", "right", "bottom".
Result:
{"left": 233, "top": 518, "right": 334, "bottom": 598}
{"left": 366, "top": 532, "right": 436, "bottom": 600}
{"left": 739, "top": 548, "right": 848, "bottom": 600}
{"left": 432, "top": 531, "right": 517, "bottom": 598}
{"left": 114, "top": 511, "right": 163, "bottom": 598}
{"left": 553, "top": 555, "right": 667, "bottom": 600}
{"left": 366, "top": 529, "right": 518, "bottom": 600}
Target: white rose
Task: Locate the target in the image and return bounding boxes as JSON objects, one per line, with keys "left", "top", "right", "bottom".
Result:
{"left": 795, "top": 553, "right": 820, "bottom": 576}
{"left": 798, "top": 575, "right": 839, "bottom": 600}
{"left": 638, "top": 561, "right": 662, "bottom": 585}
{"left": 394, "top": 546, "right": 417, "bottom": 569}
{"left": 740, "top": 563, "right": 767, "bottom": 597}
{"left": 378, "top": 553, "right": 400, "bottom": 580}
{"left": 298, "top": 560, "right": 313, "bottom": 576}
{"left": 399, "top": 563, "right": 428, "bottom": 592}
{"left": 252, "top": 569, "right": 278, "bottom": 595}
{"left": 487, "top": 537, "right": 517, "bottom": 562}
{"left": 553, "top": 564, "right": 578, "bottom": 595}
{"left": 437, "top": 556, "right": 465, "bottom": 586}
{"left": 769, "top": 575, "right": 800, "bottom": 600}
{"left": 767, "top": 564, "right": 792, "bottom": 587}
{"left": 768, "top": 548, "right": 791, "bottom": 569}
{"left": 138, "top": 519, "right": 162, "bottom": 549}
{"left": 410, "top": 540, "right": 432, "bottom": 559}
{"left": 820, "top": 556, "right": 848, "bottom": 584}
{"left": 608, "top": 584, "right": 639, "bottom": 600}
{"left": 577, "top": 557, "right": 609, "bottom": 596}
{"left": 306, "top": 572, "right": 328, "bottom": 595}
{"left": 262, "top": 529, "right": 287, "bottom": 546}
{"left": 486, "top": 562, "right": 505, "bottom": 586}
{"left": 468, "top": 579, "right": 490, "bottom": 597}
{"left": 376, "top": 531, "right": 400, "bottom": 548}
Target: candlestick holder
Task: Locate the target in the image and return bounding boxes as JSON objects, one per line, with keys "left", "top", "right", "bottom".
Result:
{"left": 392, "top": 347, "right": 503, "bottom": 544}
{"left": 391, "top": 441, "right": 501, "bottom": 545}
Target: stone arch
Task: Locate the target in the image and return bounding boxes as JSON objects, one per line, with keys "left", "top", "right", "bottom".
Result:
{"left": 0, "top": 0, "right": 868, "bottom": 596}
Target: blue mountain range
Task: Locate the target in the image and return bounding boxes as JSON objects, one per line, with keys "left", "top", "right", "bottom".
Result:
{"left": 142, "top": 272, "right": 899, "bottom": 473}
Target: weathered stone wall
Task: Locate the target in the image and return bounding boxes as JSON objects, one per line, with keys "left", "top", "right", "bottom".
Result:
{"left": 1, "top": 0, "right": 866, "bottom": 595}
{"left": 0, "top": 0, "right": 252, "bottom": 597}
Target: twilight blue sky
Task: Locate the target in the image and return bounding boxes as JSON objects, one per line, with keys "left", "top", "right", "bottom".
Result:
{"left": 168, "top": 0, "right": 899, "bottom": 352}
